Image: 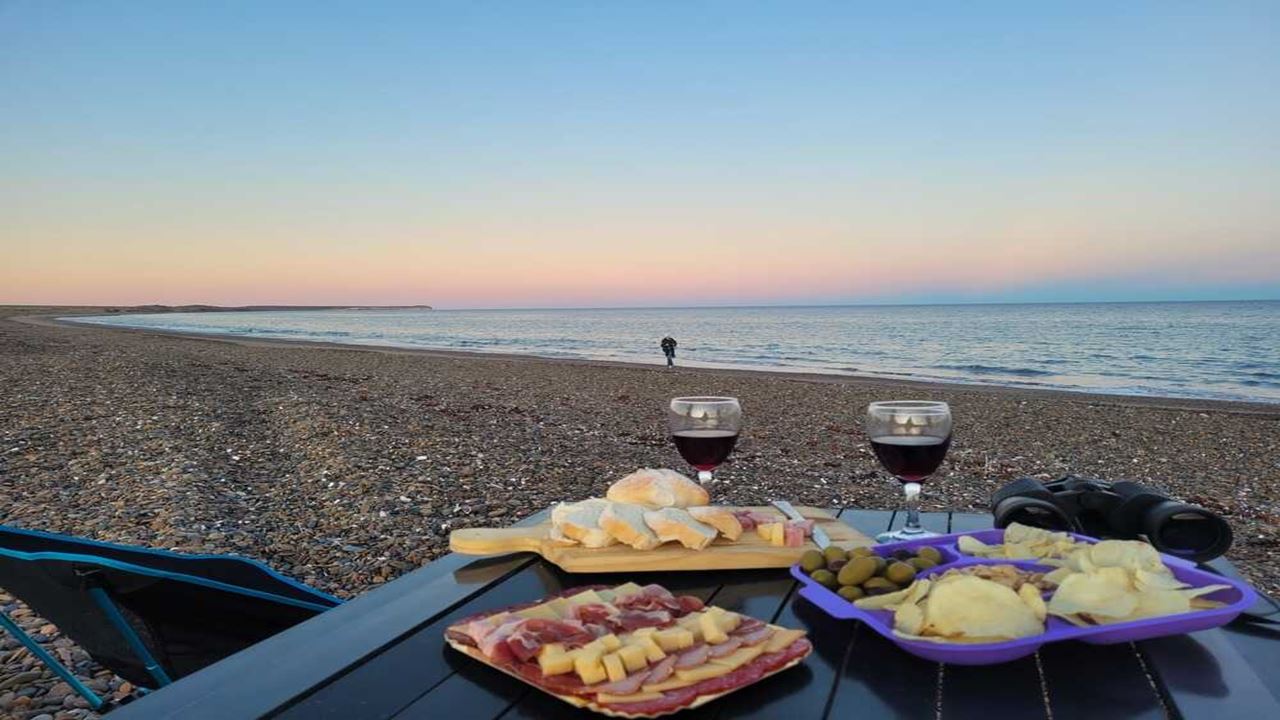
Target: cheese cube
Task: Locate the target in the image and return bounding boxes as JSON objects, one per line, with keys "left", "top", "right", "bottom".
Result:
{"left": 706, "top": 606, "right": 742, "bottom": 633}
{"left": 631, "top": 627, "right": 657, "bottom": 636}
{"left": 770, "top": 523, "right": 786, "bottom": 546}
{"left": 574, "top": 649, "right": 607, "bottom": 685}
{"left": 700, "top": 612, "right": 728, "bottom": 645}
{"left": 597, "top": 633, "right": 623, "bottom": 652}
{"left": 634, "top": 635, "right": 666, "bottom": 663}
{"left": 653, "top": 628, "right": 695, "bottom": 653}
{"left": 602, "top": 653, "right": 626, "bottom": 683}
{"left": 675, "top": 663, "right": 733, "bottom": 682}
{"left": 537, "top": 644, "right": 574, "bottom": 676}
{"left": 617, "top": 644, "right": 648, "bottom": 673}
{"left": 756, "top": 522, "right": 779, "bottom": 541}
{"left": 764, "top": 628, "right": 806, "bottom": 653}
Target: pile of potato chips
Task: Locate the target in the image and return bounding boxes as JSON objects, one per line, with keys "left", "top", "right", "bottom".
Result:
{"left": 854, "top": 573, "right": 1047, "bottom": 643}
{"left": 957, "top": 523, "right": 1088, "bottom": 563}
{"left": 1044, "top": 540, "right": 1229, "bottom": 626}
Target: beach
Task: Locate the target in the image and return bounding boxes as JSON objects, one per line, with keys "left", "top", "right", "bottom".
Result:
{"left": 2, "top": 307, "right": 1279, "bottom": 716}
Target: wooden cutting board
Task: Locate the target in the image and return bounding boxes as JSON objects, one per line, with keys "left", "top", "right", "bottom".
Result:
{"left": 448, "top": 506, "right": 872, "bottom": 572}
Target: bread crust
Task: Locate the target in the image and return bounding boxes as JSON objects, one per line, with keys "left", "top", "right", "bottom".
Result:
{"left": 607, "top": 469, "right": 709, "bottom": 508}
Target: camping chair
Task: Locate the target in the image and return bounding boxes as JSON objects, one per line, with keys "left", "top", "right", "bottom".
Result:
{"left": 0, "top": 524, "right": 342, "bottom": 709}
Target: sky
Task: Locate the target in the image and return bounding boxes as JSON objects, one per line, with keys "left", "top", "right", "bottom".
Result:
{"left": 2, "top": 1, "right": 1278, "bottom": 309}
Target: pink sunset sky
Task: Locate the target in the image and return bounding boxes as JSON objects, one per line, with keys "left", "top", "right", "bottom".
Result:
{"left": 3, "top": 3, "right": 1278, "bottom": 308}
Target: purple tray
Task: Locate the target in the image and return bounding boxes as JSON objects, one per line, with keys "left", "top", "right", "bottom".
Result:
{"left": 791, "top": 529, "right": 1257, "bottom": 665}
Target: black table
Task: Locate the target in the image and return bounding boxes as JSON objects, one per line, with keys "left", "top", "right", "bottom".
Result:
{"left": 115, "top": 510, "right": 1280, "bottom": 719}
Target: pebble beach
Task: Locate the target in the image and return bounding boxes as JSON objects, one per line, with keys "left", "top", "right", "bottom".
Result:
{"left": 1, "top": 307, "right": 1278, "bottom": 718}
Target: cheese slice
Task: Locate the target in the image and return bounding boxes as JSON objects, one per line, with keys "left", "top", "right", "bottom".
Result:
{"left": 643, "top": 677, "right": 693, "bottom": 693}
{"left": 764, "top": 628, "right": 806, "bottom": 653}
{"left": 709, "top": 643, "right": 767, "bottom": 670}
{"left": 566, "top": 589, "right": 605, "bottom": 606}
{"left": 514, "top": 603, "right": 560, "bottom": 621}
{"left": 675, "top": 663, "right": 734, "bottom": 682}
{"left": 597, "top": 691, "right": 664, "bottom": 704}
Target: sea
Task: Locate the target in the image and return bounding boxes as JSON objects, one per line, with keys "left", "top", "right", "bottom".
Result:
{"left": 69, "top": 301, "right": 1280, "bottom": 403}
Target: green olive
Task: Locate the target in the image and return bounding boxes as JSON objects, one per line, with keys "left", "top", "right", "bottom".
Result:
{"left": 837, "top": 556, "right": 878, "bottom": 587}
{"left": 916, "top": 546, "right": 944, "bottom": 564}
{"left": 870, "top": 556, "right": 888, "bottom": 576}
{"left": 846, "top": 546, "right": 875, "bottom": 559}
{"left": 891, "top": 549, "right": 915, "bottom": 562}
{"left": 799, "top": 550, "right": 825, "bottom": 574}
{"left": 908, "top": 557, "right": 937, "bottom": 571}
{"left": 811, "top": 569, "right": 838, "bottom": 589}
{"left": 823, "top": 546, "right": 847, "bottom": 564}
{"left": 863, "top": 577, "right": 900, "bottom": 595}
{"left": 837, "top": 585, "right": 865, "bottom": 602}
{"left": 885, "top": 561, "right": 918, "bottom": 585}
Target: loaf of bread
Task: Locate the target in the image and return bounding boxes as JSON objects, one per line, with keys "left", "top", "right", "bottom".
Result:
{"left": 551, "top": 499, "right": 616, "bottom": 548}
{"left": 607, "top": 468, "right": 709, "bottom": 508}
{"left": 599, "top": 502, "right": 662, "bottom": 550}
{"left": 687, "top": 506, "right": 744, "bottom": 541}
{"left": 643, "top": 507, "right": 718, "bottom": 550}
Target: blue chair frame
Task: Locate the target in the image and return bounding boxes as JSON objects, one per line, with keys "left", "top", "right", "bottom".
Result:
{"left": 0, "top": 525, "right": 342, "bottom": 709}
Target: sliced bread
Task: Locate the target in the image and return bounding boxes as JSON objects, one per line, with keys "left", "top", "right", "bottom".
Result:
{"left": 643, "top": 507, "right": 718, "bottom": 550}
{"left": 552, "top": 499, "right": 616, "bottom": 548}
{"left": 599, "top": 502, "right": 662, "bottom": 550}
{"left": 686, "top": 506, "right": 744, "bottom": 541}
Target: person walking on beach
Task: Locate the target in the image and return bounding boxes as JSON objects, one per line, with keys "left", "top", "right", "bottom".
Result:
{"left": 661, "top": 336, "right": 678, "bottom": 368}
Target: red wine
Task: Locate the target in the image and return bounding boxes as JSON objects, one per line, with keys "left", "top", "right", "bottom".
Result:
{"left": 672, "top": 430, "right": 739, "bottom": 471}
{"left": 870, "top": 435, "right": 951, "bottom": 483}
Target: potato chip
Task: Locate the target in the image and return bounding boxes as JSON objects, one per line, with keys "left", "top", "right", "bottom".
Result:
{"left": 853, "top": 583, "right": 916, "bottom": 611}
{"left": 957, "top": 535, "right": 994, "bottom": 556}
{"left": 1018, "top": 583, "right": 1047, "bottom": 622}
{"left": 957, "top": 523, "right": 1091, "bottom": 562}
{"left": 922, "top": 576, "right": 1043, "bottom": 640}
{"left": 894, "top": 599, "right": 925, "bottom": 635}
{"left": 1048, "top": 569, "right": 1139, "bottom": 619}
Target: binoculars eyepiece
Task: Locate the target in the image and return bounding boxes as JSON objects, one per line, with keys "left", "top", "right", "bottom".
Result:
{"left": 991, "top": 476, "right": 1232, "bottom": 563}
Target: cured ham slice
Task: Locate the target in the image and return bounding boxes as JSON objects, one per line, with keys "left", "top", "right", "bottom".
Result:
{"left": 644, "top": 654, "right": 677, "bottom": 685}
{"left": 707, "top": 638, "right": 743, "bottom": 657}
{"left": 593, "top": 669, "right": 651, "bottom": 696}
{"left": 445, "top": 583, "right": 812, "bottom": 718}
{"left": 674, "top": 643, "right": 711, "bottom": 668}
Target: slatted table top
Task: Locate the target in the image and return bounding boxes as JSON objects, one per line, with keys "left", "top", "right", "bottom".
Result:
{"left": 115, "top": 510, "right": 1280, "bottom": 720}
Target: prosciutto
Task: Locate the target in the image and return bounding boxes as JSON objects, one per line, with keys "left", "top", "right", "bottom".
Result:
{"left": 593, "top": 669, "right": 651, "bottom": 696}
{"left": 707, "top": 638, "right": 743, "bottom": 657}
{"left": 615, "top": 585, "right": 703, "bottom": 619}
{"left": 673, "top": 643, "right": 710, "bottom": 668}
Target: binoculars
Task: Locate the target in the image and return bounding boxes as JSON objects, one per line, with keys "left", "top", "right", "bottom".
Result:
{"left": 991, "top": 476, "right": 1232, "bottom": 563}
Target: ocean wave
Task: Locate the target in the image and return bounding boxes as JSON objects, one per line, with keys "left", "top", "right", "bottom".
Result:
{"left": 933, "top": 363, "right": 1055, "bottom": 377}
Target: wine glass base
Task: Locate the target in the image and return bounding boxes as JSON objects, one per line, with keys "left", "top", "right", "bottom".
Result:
{"left": 876, "top": 527, "right": 940, "bottom": 543}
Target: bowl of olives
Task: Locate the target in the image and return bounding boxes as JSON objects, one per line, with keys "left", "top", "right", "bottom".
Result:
{"left": 797, "top": 544, "right": 952, "bottom": 603}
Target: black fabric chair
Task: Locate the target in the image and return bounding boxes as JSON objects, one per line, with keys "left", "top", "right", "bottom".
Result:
{"left": 0, "top": 524, "right": 341, "bottom": 709}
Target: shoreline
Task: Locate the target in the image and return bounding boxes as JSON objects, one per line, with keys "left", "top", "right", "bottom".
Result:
{"left": 31, "top": 311, "right": 1280, "bottom": 416}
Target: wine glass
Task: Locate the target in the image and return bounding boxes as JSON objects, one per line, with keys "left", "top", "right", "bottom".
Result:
{"left": 866, "top": 400, "right": 952, "bottom": 542}
{"left": 668, "top": 396, "right": 742, "bottom": 483}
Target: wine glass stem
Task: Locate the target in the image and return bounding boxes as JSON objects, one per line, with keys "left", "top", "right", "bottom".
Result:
{"left": 902, "top": 481, "right": 923, "bottom": 533}
{"left": 698, "top": 470, "right": 713, "bottom": 484}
